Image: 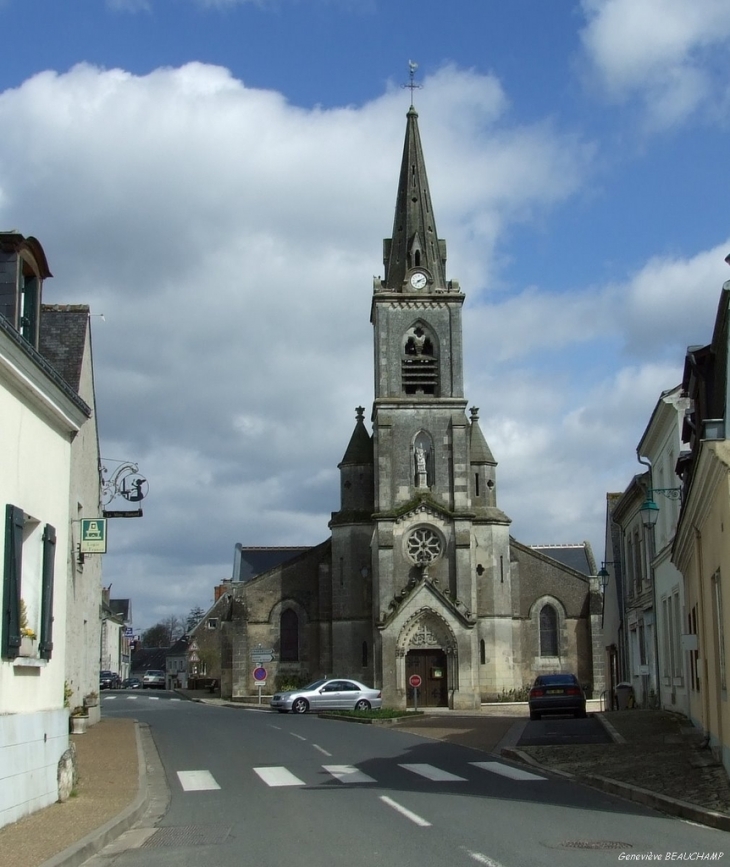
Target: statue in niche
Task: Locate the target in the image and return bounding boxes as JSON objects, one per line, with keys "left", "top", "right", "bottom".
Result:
{"left": 415, "top": 443, "right": 428, "bottom": 488}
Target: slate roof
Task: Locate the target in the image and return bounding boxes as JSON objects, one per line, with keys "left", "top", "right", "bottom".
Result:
{"left": 110, "top": 599, "right": 131, "bottom": 622}
{"left": 234, "top": 546, "right": 312, "bottom": 582}
{"left": 39, "top": 304, "right": 90, "bottom": 392}
{"left": 130, "top": 647, "right": 168, "bottom": 674}
{"left": 530, "top": 544, "right": 595, "bottom": 576}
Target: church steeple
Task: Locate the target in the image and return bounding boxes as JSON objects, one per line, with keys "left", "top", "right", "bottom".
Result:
{"left": 382, "top": 106, "right": 448, "bottom": 292}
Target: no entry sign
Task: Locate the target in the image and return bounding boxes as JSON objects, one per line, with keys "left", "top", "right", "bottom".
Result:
{"left": 408, "top": 674, "right": 422, "bottom": 689}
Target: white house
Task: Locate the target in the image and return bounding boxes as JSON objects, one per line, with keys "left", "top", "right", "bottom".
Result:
{"left": 0, "top": 234, "right": 97, "bottom": 828}
{"left": 637, "top": 385, "right": 689, "bottom": 716}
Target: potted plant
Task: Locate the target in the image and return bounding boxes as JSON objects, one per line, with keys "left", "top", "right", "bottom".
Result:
{"left": 70, "top": 705, "right": 89, "bottom": 734}
{"left": 84, "top": 690, "right": 99, "bottom": 708}
{"left": 19, "top": 599, "right": 37, "bottom": 657}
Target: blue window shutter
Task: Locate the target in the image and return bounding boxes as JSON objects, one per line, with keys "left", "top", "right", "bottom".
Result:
{"left": 39, "top": 524, "right": 56, "bottom": 659}
{"left": 2, "top": 505, "right": 24, "bottom": 659}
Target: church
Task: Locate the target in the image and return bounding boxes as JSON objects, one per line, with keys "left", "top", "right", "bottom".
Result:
{"left": 200, "top": 103, "right": 604, "bottom": 710}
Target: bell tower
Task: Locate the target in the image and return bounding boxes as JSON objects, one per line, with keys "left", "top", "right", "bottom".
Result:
{"left": 370, "top": 104, "right": 469, "bottom": 514}
{"left": 370, "top": 100, "right": 514, "bottom": 710}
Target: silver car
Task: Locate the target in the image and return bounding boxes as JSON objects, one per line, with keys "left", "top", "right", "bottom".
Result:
{"left": 142, "top": 669, "right": 166, "bottom": 689}
{"left": 270, "top": 678, "right": 382, "bottom": 714}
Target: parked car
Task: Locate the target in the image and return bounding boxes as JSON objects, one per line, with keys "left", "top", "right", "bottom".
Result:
{"left": 100, "top": 670, "right": 121, "bottom": 690}
{"left": 528, "top": 673, "right": 586, "bottom": 720}
{"left": 270, "top": 678, "right": 382, "bottom": 714}
{"left": 122, "top": 677, "right": 142, "bottom": 689}
{"left": 142, "top": 669, "right": 166, "bottom": 689}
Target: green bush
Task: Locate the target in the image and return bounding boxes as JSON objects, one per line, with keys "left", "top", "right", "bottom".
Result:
{"left": 495, "top": 686, "right": 530, "bottom": 702}
{"left": 274, "top": 673, "right": 309, "bottom": 691}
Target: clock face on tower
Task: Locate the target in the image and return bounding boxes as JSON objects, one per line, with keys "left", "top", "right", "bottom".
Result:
{"left": 409, "top": 271, "right": 427, "bottom": 290}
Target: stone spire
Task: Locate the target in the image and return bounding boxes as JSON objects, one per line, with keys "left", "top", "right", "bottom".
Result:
{"left": 382, "top": 107, "right": 448, "bottom": 292}
{"left": 339, "top": 406, "right": 373, "bottom": 466}
{"left": 469, "top": 406, "right": 496, "bottom": 465}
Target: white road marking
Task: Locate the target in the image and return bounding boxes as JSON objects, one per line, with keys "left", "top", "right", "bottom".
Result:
{"left": 323, "top": 765, "right": 376, "bottom": 784}
{"left": 291, "top": 732, "right": 307, "bottom": 741}
{"left": 380, "top": 796, "right": 431, "bottom": 827}
{"left": 176, "top": 770, "right": 221, "bottom": 791}
{"left": 461, "top": 848, "right": 506, "bottom": 867}
{"left": 147, "top": 696, "right": 159, "bottom": 701}
{"left": 254, "top": 767, "right": 305, "bottom": 787}
{"left": 313, "top": 744, "right": 332, "bottom": 757}
{"left": 126, "top": 696, "right": 138, "bottom": 701}
{"left": 470, "top": 761, "right": 546, "bottom": 781}
{"left": 399, "top": 763, "right": 466, "bottom": 782}
{"left": 104, "top": 696, "right": 116, "bottom": 700}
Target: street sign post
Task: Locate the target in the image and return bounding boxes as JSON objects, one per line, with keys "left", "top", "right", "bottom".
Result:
{"left": 253, "top": 665, "right": 267, "bottom": 705}
{"left": 409, "top": 674, "right": 422, "bottom": 712}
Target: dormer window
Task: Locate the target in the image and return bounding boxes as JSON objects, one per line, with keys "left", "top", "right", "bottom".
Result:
{"left": 0, "top": 234, "right": 49, "bottom": 350}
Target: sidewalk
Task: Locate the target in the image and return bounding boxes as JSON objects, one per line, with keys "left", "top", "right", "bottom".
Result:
{"left": 0, "top": 718, "right": 147, "bottom": 867}
{"left": 2, "top": 704, "right": 729, "bottom": 867}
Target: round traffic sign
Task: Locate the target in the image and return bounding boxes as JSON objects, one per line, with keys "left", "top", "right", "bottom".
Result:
{"left": 408, "top": 674, "right": 422, "bottom": 688}
{"left": 253, "top": 666, "right": 267, "bottom": 682}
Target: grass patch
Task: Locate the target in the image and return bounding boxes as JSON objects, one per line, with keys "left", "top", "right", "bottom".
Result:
{"left": 325, "top": 708, "right": 424, "bottom": 720}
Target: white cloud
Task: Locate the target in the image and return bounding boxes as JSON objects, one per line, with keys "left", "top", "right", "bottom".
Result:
{"left": 0, "top": 62, "right": 592, "bottom": 627}
{"left": 6, "top": 59, "right": 724, "bottom": 628}
{"left": 580, "top": 0, "right": 730, "bottom": 128}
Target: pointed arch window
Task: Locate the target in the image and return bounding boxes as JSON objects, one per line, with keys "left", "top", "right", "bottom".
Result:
{"left": 280, "top": 608, "right": 299, "bottom": 662}
{"left": 402, "top": 322, "right": 439, "bottom": 396}
{"left": 480, "top": 639, "right": 486, "bottom": 665}
{"left": 539, "top": 604, "right": 558, "bottom": 657}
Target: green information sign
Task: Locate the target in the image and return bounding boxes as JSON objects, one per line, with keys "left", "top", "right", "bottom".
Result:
{"left": 80, "top": 518, "right": 107, "bottom": 553}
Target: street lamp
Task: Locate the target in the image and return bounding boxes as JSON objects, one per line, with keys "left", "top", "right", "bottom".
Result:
{"left": 597, "top": 562, "right": 616, "bottom": 592}
{"left": 639, "top": 488, "right": 681, "bottom": 530}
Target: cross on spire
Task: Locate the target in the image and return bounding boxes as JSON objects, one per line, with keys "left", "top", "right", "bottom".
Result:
{"left": 402, "top": 60, "right": 422, "bottom": 106}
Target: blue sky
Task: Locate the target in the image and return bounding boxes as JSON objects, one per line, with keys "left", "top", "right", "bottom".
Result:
{"left": 3, "top": 0, "right": 730, "bottom": 630}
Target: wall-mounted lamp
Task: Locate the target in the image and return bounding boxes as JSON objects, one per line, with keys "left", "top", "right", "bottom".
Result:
{"left": 639, "top": 487, "right": 681, "bottom": 529}
{"left": 597, "top": 562, "right": 616, "bottom": 591}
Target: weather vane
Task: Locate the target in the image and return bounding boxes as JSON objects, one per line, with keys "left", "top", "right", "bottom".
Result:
{"left": 402, "top": 60, "right": 422, "bottom": 106}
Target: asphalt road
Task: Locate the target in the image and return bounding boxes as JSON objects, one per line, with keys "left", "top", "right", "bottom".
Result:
{"left": 95, "top": 694, "right": 729, "bottom": 867}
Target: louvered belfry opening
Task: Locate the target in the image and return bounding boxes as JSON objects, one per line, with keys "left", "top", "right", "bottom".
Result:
{"left": 402, "top": 324, "right": 439, "bottom": 395}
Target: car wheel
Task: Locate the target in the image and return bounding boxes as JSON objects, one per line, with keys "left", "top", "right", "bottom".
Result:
{"left": 529, "top": 711, "right": 540, "bottom": 721}
{"left": 292, "top": 698, "right": 309, "bottom": 714}
{"left": 354, "top": 699, "right": 371, "bottom": 711}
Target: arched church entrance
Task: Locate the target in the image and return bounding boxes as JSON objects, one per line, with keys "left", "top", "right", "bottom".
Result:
{"left": 399, "top": 610, "right": 456, "bottom": 708}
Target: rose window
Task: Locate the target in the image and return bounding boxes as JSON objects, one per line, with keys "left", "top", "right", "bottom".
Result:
{"left": 406, "top": 527, "right": 442, "bottom": 565}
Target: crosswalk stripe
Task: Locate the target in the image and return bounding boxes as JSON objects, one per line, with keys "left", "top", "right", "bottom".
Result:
{"left": 104, "top": 696, "right": 116, "bottom": 700}
{"left": 399, "top": 763, "right": 466, "bottom": 782}
{"left": 470, "top": 762, "right": 546, "bottom": 781}
{"left": 177, "top": 770, "right": 220, "bottom": 791}
{"left": 126, "top": 696, "right": 138, "bottom": 700}
{"left": 323, "top": 765, "right": 376, "bottom": 784}
{"left": 254, "top": 767, "right": 305, "bottom": 787}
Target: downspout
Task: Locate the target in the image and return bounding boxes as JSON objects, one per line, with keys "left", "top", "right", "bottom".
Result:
{"left": 638, "top": 454, "right": 662, "bottom": 707}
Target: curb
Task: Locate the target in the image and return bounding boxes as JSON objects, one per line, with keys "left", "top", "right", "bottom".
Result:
{"left": 39, "top": 722, "right": 150, "bottom": 867}
{"left": 500, "top": 747, "right": 730, "bottom": 833}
